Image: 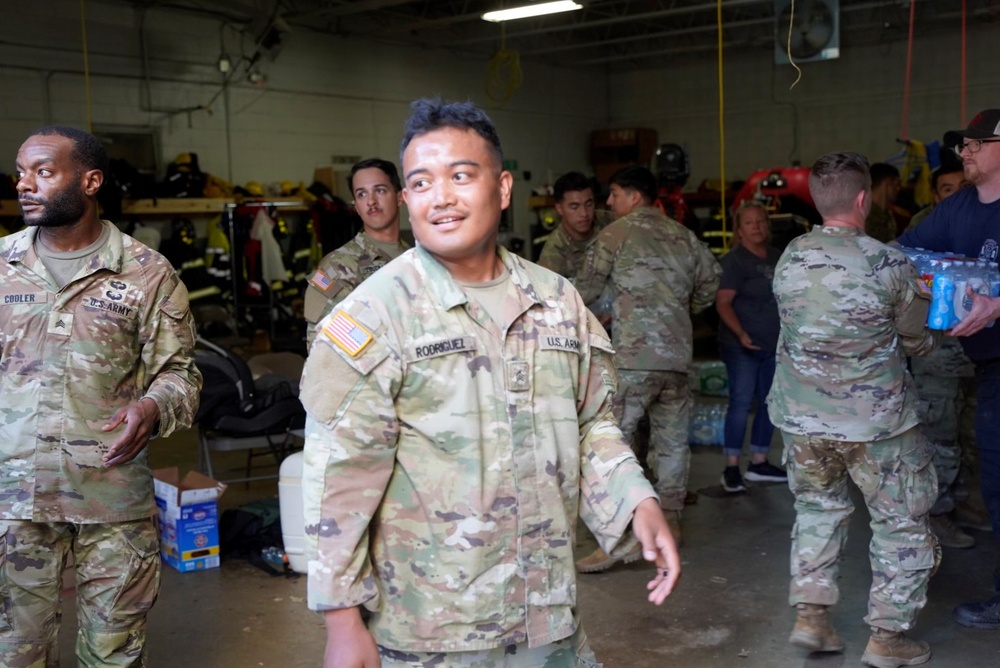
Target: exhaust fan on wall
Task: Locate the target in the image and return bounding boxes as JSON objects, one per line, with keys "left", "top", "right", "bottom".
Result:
{"left": 774, "top": 0, "right": 840, "bottom": 65}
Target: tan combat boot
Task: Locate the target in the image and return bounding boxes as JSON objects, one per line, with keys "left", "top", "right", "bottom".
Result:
{"left": 788, "top": 603, "right": 845, "bottom": 652}
{"left": 575, "top": 543, "right": 642, "bottom": 574}
{"left": 860, "top": 628, "right": 931, "bottom": 668}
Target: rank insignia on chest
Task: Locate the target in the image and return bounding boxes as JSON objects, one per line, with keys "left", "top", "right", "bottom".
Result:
{"left": 506, "top": 359, "right": 530, "bottom": 392}
{"left": 323, "top": 311, "right": 373, "bottom": 357}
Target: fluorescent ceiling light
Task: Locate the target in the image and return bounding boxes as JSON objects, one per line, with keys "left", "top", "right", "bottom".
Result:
{"left": 482, "top": 1, "right": 582, "bottom": 23}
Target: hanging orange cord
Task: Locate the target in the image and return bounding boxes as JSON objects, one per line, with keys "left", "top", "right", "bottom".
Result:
{"left": 900, "top": 0, "right": 916, "bottom": 140}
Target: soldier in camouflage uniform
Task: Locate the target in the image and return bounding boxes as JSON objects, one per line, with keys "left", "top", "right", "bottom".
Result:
{"left": 864, "top": 162, "right": 902, "bottom": 243}
{"left": 575, "top": 165, "right": 720, "bottom": 562}
{"left": 768, "top": 152, "right": 939, "bottom": 668}
{"left": 303, "top": 158, "right": 409, "bottom": 346}
{"left": 298, "top": 99, "right": 681, "bottom": 668}
{"left": 897, "top": 108, "right": 1000, "bottom": 631}
{"left": 1, "top": 127, "right": 201, "bottom": 666}
{"left": 911, "top": 340, "right": 976, "bottom": 547}
{"left": 905, "top": 168, "right": 978, "bottom": 549}
{"left": 538, "top": 172, "right": 606, "bottom": 281}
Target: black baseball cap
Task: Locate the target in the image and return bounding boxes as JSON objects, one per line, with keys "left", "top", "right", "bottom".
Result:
{"left": 944, "top": 108, "right": 1000, "bottom": 148}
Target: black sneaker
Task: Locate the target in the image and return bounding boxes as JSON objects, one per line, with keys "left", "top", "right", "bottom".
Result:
{"left": 721, "top": 466, "right": 746, "bottom": 493}
{"left": 746, "top": 461, "right": 788, "bottom": 482}
{"left": 953, "top": 593, "right": 1000, "bottom": 629}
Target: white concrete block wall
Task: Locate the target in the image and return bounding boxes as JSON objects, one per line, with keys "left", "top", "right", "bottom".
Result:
{"left": 607, "top": 25, "right": 1000, "bottom": 189}
{"left": 0, "top": 0, "right": 607, "bottom": 243}
{"left": 3, "top": 0, "right": 993, "bottom": 236}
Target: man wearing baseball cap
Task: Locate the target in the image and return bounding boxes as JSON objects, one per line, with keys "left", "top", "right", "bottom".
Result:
{"left": 898, "top": 108, "right": 1000, "bottom": 630}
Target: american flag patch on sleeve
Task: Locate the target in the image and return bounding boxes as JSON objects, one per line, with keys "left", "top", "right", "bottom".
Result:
{"left": 310, "top": 269, "right": 332, "bottom": 291}
{"left": 322, "top": 311, "right": 374, "bottom": 357}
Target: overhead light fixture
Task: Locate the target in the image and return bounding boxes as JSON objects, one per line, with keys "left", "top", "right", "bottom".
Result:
{"left": 482, "top": 1, "right": 582, "bottom": 23}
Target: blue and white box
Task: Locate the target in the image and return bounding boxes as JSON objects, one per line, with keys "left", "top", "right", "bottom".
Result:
{"left": 153, "top": 468, "right": 228, "bottom": 573}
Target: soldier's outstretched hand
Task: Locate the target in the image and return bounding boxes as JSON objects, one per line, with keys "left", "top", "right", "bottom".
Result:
{"left": 101, "top": 398, "right": 160, "bottom": 466}
{"left": 631, "top": 498, "right": 681, "bottom": 605}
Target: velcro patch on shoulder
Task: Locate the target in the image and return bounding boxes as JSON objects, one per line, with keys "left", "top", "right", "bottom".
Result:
{"left": 309, "top": 268, "right": 332, "bottom": 290}
{"left": 322, "top": 311, "right": 374, "bottom": 357}
{"left": 539, "top": 334, "right": 582, "bottom": 353}
{"left": 160, "top": 279, "right": 190, "bottom": 319}
{"left": 588, "top": 332, "right": 615, "bottom": 355}
{"left": 309, "top": 269, "right": 346, "bottom": 296}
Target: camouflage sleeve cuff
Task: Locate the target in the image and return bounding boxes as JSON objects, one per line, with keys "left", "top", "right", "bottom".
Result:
{"left": 579, "top": 419, "right": 658, "bottom": 553}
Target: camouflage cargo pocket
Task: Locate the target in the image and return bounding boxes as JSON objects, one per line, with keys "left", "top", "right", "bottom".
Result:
{"left": 897, "top": 545, "right": 937, "bottom": 574}
{"left": 107, "top": 522, "right": 161, "bottom": 621}
{"left": 898, "top": 435, "right": 937, "bottom": 519}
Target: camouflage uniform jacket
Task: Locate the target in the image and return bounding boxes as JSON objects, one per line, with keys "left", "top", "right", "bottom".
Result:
{"left": 0, "top": 222, "right": 201, "bottom": 523}
{"left": 865, "top": 204, "right": 897, "bottom": 243}
{"left": 304, "top": 231, "right": 409, "bottom": 334}
{"left": 575, "top": 206, "right": 721, "bottom": 371}
{"left": 537, "top": 210, "right": 611, "bottom": 281}
{"left": 767, "top": 225, "right": 936, "bottom": 442}
{"left": 299, "top": 245, "right": 655, "bottom": 652}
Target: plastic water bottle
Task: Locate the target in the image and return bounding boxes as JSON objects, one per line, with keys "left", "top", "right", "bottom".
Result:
{"left": 929, "top": 261, "right": 957, "bottom": 330}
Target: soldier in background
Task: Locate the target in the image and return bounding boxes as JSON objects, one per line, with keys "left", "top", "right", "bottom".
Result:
{"left": 897, "top": 107, "right": 1000, "bottom": 630}
{"left": 906, "top": 163, "right": 968, "bottom": 231}
{"left": 298, "top": 99, "right": 680, "bottom": 668}
{"left": 865, "top": 162, "right": 902, "bottom": 243}
{"left": 303, "top": 158, "right": 409, "bottom": 346}
{"left": 538, "top": 171, "right": 606, "bottom": 280}
{"left": 2, "top": 126, "right": 201, "bottom": 665}
{"left": 575, "top": 165, "right": 721, "bottom": 567}
{"left": 905, "top": 161, "right": 977, "bottom": 549}
{"left": 769, "top": 151, "right": 938, "bottom": 667}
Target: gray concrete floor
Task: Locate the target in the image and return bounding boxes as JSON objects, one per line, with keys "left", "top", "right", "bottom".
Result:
{"left": 58, "top": 426, "right": 1000, "bottom": 667}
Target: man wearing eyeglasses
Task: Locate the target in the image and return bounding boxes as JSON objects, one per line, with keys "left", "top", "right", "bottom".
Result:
{"left": 304, "top": 158, "right": 410, "bottom": 345}
{"left": 897, "top": 108, "right": 1000, "bottom": 630}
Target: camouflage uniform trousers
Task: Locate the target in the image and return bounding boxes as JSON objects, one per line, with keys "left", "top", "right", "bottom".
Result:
{"left": 614, "top": 370, "right": 691, "bottom": 511}
{"left": 783, "top": 427, "right": 939, "bottom": 632}
{"left": 913, "top": 373, "right": 962, "bottom": 515}
{"left": 378, "top": 625, "right": 601, "bottom": 667}
{"left": 0, "top": 518, "right": 160, "bottom": 667}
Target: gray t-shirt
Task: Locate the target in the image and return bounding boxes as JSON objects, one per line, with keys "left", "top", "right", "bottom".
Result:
{"left": 371, "top": 238, "right": 407, "bottom": 261}
{"left": 717, "top": 244, "right": 781, "bottom": 352}
{"left": 35, "top": 223, "right": 112, "bottom": 289}
{"left": 457, "top": 264, "right": 511, "bottom": 328}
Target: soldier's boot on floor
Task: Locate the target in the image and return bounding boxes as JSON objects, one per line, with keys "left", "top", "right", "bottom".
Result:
{"left": 929, "top": 513, "right": 975, "bottom": 548}
{"left": 788, "top": 603, "right": 845, "bottom": 652}
{"left": 860, "top": 628, "right": 931, "bottom": 668}
{"left": 574, "top": 542, "right": 642, "bottom": 574}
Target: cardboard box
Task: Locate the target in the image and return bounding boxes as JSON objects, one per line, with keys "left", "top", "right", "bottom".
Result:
{"left": 153, "top": 468, "right": 227, "bottom": 573}
{"left": 312, "top": 166, "right": 340, "bottom": 197}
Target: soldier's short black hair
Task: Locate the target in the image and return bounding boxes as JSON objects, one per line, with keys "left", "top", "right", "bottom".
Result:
{"left": 348, "top": 158, "right": 402, "bottom": 193}
{"left": 400, "top": 98, "right": 503, "bottom": 169}
{"left": 809, "top": 151, "right": 871, "bottom": 219}
{"left": 869, "top": 162, "right": 901, "bottom": 188}
{"left": 30, "top": 125, "right": 109, "bottom": 178}
{"left": 553, "top": 172, "right": 593, "bottom": 202}
{"left": 930, "top": 163, "right": 964, "bottom": 192}
{"left": 609, "top": 165, "right": 658, "bottom": 205}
